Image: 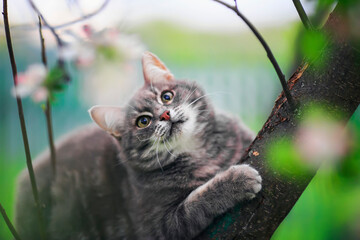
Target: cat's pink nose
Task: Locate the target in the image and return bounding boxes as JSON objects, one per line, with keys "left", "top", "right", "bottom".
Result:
{"left": 160, "top": 110, "right": 171, "bottom": 121}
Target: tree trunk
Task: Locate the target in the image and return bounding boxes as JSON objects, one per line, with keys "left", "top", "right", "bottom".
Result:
{"left": 196, "top": 3, "right": 360, "bottom": 240}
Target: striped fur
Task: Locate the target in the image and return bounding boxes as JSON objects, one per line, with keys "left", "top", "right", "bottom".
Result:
{"left": 15, "top": 63, "right": 261, "bottom": 240}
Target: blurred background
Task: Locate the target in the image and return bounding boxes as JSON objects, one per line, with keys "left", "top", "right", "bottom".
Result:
{"left": 1, "top": 0, "right": 360, "bottom": 239}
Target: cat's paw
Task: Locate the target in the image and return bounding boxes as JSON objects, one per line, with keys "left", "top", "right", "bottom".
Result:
{"left": 226, "top": 164, "right": 262, "bottom": 200}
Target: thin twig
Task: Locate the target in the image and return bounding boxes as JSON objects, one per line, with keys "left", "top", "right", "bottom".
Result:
{"left": 0, "top": 203, "right": 22, "bottom": 240}
{"left": 212, "top": 0, "right": 297, "bottom": 110}
{"left": 2, "top": 1, "right": 46, "bottom": 239}
{"left": 39, "top": 16, "right": 48, "bottom": 66}
{"left": 2, "top": 0, "right": 110, "bottom": 31}
{"left": 29, "top": 0, "right": 71, "bottom": 83}
{"left": 292, "top": 0, "right": 313, "bottom": 30}
{"left": 28, "top": 0, "right": 63, "bottom": 47}
{"left": 45, "top": 99, "right": 56, "bottom": 175}
{"left": 38, "top": 16, "right": 57, "bottom": 176}
{"left": 53, "top": 0, "right": 110, "bottom": 29}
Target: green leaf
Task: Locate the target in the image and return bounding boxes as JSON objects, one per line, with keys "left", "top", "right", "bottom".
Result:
{"left": 97, "top": 45, "right": 120, "bottom": 61}
{"left": 300, "top": 30, "right": 328, "bottom": 66}
{"left": 266, "top": 137, "right": 312, "bottom": 178}
{"left": 43, "top": 66, "right": 67, "bottom": 93}
{"left": 317, "top": 0, "right": 337, "bottom": 8}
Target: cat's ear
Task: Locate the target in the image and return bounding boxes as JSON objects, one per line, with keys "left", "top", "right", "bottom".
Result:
{"left": 88, "top": 105, "right": 123, "bottom": 137}
{"left": 142, "top": 51, "right": 174, "bottom": 85}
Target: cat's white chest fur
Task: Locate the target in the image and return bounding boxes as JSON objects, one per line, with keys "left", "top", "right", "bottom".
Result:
{"left": 169, "top": 105, "right": 205, "bottom": 154}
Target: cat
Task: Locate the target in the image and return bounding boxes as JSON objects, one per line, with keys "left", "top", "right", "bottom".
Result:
{"left": 14, "top": 52, "right": 262, "bottom": 240}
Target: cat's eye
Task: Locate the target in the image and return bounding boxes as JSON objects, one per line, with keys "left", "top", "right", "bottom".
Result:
{"left": 136, "top": 116, "right": 152, "bottom": 128}
{"left": 161, "top": 91, "right": 174, "bottom": 104}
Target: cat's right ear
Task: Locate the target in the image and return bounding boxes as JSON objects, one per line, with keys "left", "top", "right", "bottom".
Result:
{"left": 142, "top": 51, "right": 174, "bottom": 85}
{"left": 88, "top": 105, "right": 123, "bottom": 137}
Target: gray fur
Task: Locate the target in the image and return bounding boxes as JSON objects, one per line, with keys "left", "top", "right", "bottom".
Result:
{"left": 15, "top": 79, "right": 261, "bottom": 239}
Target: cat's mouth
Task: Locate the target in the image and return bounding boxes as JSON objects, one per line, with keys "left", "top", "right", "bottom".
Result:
{"left": 167, "top": 120, "right": 186, "bottom": 139}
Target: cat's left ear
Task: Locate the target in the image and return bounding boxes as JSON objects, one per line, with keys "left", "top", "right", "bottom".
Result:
{"left": 142, "top": 51, "right": 174, "bottom": 85}
{"left": 88, "top": 105, "right": 123, "bottom": 137}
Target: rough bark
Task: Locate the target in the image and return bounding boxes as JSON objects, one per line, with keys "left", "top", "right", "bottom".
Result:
{"left": 196, "top": 4, "right": 360, "bottom": 240}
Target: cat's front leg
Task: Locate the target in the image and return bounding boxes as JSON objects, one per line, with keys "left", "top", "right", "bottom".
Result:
{"left": 163, "top": 164, "right": 262, "bottom": 239}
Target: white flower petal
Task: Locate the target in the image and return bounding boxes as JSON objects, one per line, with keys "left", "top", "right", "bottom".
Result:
{"left": 25, "top": 64, "right": 47, "bottom": 85}
{"left": 296, "top": 120, "right": 350, "bottom": 166}
{"left": 12, "top": 85, "right": 34, "bottom": 98}
{"left": 32, "top": 87, "right": 48, "bottom": 102}
{"left": 11, "top": 64, "right": 47, "bottom": 100}
{"left": 59, "top": 46, "right": 78, "bottom": 61}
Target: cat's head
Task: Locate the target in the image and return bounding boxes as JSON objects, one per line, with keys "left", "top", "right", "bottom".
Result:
{"left": 89, "top": 52, "right": 215, "bottom": 169}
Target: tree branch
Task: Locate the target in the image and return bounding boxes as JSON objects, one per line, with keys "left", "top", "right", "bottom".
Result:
{"left": 196, "top": 4, "right": 360, "bottom": 239}
{"left": 29, "top": 1, "right": 71, "bottom": 83}
{"left": 1, "top": 0, "right": 109, "bottom": 31}
{"left": 292, "top": 0, "right": 313, "bottom": 30}
{"left": 38, "top": 16, "right": 57, "bottom": 176}
{"left": 212, "top": 0, "right": 297, "bottom": 111}
{"left": 0, "top": 203, "right": 22, "bottom": 240}
{"left": 28, "top": 0, "right": 63, "bottom": 47}
{"left": 53, "top": 0, "right": 110, "bottom": 29}
{"left": 2, "top": 0, "right": 46, "bottom": 239}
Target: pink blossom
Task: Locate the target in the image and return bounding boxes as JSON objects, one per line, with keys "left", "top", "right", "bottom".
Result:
{"left": 12, "top": 64, "right": 48, "bottom": 102}
{"left": 60, "top": 25, "right": 144, "bottom": 68}
{"left": 295, "top": 119, "right": 350, "bottom": 167}
{"left": 32, "top": 87, "right": 49, "bottom": 102}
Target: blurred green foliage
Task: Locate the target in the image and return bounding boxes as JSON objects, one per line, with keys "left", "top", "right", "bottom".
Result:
{"left": 272, "top": 108, "right": 360, "bottom": 239}
{"left": 133, "top": 21, "right": 298, "bottom": 68}
{"left": 1, "top": 6, "right": 360, "bottom": 239}
{"left": 96, "top": 45, "right": 119, "bottom": 61}
{"left": 0, "top": 154, "right": 24, "bottom": 240}
{"left": 44, "top": 65, "right": 68, "bottom": 101}
{"left": 300, "top": 30, "right": 328, "bottom": 67}
{"left": 267, "top": 137, "right": 312, "bottom": 178}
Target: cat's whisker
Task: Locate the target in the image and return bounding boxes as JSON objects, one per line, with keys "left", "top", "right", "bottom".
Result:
{"left": 185, "top": 92, "right": 227, "bottom": 109}
{"left": 180, "top": 81, "right": 197, "bottom": 104}
{"left": 164, "top": 139, "right": 176, "bottom": 158}
{"left": 166, "top": 139, "right": 173, "bottom": 149}
{"left": 156, "top": 140, "right": 164, "bottom": 172}
{"left": 126, "top": 103, "right": 136, "bottom": 110}
{"left": 193, "top": 104, "right": 209, "bottom": 111}
{"left": 136, "top": 135, "right": 155, "bottom": 142}
{"left": 185, "top": 94, "right": 210, "bottom": 108}
{"left": 144, "top": 136, "right": 159, "bottom": 157}
{"left": 183, "top": 87, "right": 198, "bottom": 105}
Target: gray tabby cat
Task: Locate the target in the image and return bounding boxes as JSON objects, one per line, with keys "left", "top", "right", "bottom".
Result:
{"left": 15, "top": 52, "right": 262, "bottom": 240}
